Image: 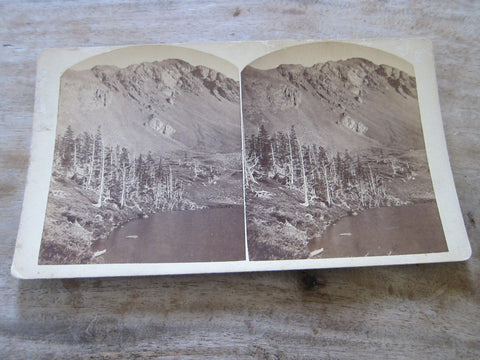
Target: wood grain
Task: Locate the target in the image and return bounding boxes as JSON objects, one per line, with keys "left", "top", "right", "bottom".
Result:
{"left": 1, "top": 1, "right": 479, "bottom": 358}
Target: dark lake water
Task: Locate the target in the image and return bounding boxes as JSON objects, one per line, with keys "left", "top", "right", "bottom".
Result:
{"left": 96, "top": 206, "right": 246, "bottom": 263}
{"left": 308, "top": 202, "right": 448, "bottom": 258}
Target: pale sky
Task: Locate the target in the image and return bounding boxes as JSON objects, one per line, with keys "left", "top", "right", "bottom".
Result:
{"left": 69, "top": 41, "right": 415, "bottom": 81}
{"left": 71, "top": 44, "right": 240, "bottom": 81}
{"left": 248, "top": 41, "right": 415, "bottom": 76}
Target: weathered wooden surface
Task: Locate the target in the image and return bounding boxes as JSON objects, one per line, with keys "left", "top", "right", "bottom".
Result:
{"left": 1, "top": 1, "right": 479, "bottom": 358}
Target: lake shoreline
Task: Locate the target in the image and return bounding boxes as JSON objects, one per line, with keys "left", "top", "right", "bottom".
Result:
{"left": 245, "top": 172, "right": 440, "bottom": 261}
{"left": 92, "top": 203, "right": 244, "bottom": 261}
{"left": 39, "top": 150, "right": 244, "bottom": 265}
{"left": 311, "top": 198, "right": 438, "bottom": 246}
{"left": 94, "top": 205, "right": 246, "bottom": 264}
{"left": 308, "top": 200, "right": 447, "bottom": 258}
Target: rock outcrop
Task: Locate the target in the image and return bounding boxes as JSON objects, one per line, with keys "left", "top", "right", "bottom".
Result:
{"left": 278, "top": 57, "right": 417, "bottom": 109}
{"left": 337, "top": 114, "right": 368, "bottom": 134}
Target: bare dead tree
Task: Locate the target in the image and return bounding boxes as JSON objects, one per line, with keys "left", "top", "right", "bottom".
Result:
{"left": 120, "top": 162, "right": 127, "bottom": 208}
{"left": 244, "top": 156, "right": 259, "bottom": 187}
{"left": 287, "top": 132, "right": 295, "bottom": 187}
{"left": 297, "top": 138, "right": 309, "bottom": 206}
{"left": 322, "top": 161, "right": 332, "bottom": 207}
{"left": 95, "top": 138, "right": 105, "bottom": 207}
{"left": 270, "top": 142, "right": 277, "bottom": 172}
{"left": 86, "top": 136, "right": 95, "bottom": 189}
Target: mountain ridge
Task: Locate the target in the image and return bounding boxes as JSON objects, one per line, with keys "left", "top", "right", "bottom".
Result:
{"left": 242, "top": 57, "right": 422, "bottom": 153}
{"left": 58, "top": 59, "right": 241, "bottom": 155}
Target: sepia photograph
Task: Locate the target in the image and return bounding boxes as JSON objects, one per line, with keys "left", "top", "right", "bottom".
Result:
{"left": 38, "top": 46, "right": 246, "bottom": 264}
{"left": 241, "top": 42, "right": 449, "bottom": 260}
{"left": 11, "top": 39, "right": 470, "bottom": 279}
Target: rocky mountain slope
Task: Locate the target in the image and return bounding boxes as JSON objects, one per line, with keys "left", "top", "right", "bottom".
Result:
{"left": 241, "top": 58, "right": 422, "bottom": 152}
{"left": 242, "top": 58, "right": 440, "bottom": 261}
{"left": 42, "top": 59, "right": 244, "bottom": 264}
{"left": 58, "top": 59, "right": 241, "bottom": 155}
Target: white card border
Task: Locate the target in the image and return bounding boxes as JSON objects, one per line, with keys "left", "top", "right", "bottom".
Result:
{"left": 11, "top": 39, "right": 471, "bottom": 279}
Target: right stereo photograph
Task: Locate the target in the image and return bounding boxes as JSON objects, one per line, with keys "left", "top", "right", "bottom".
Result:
{"left": 241, "top": 41, "right": 448, "bottom": 261}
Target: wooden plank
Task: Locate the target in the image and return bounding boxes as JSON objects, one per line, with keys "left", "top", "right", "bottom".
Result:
{"left": 1, "top": 1, "right": 479, "bottom": 358}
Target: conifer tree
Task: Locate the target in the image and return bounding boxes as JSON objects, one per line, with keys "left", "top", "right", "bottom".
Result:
{"left": 257, "top": 124, "right": 271, "bottom": 171}
{"left": 60, "top": 125, "right": 75, "bottom": 170}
